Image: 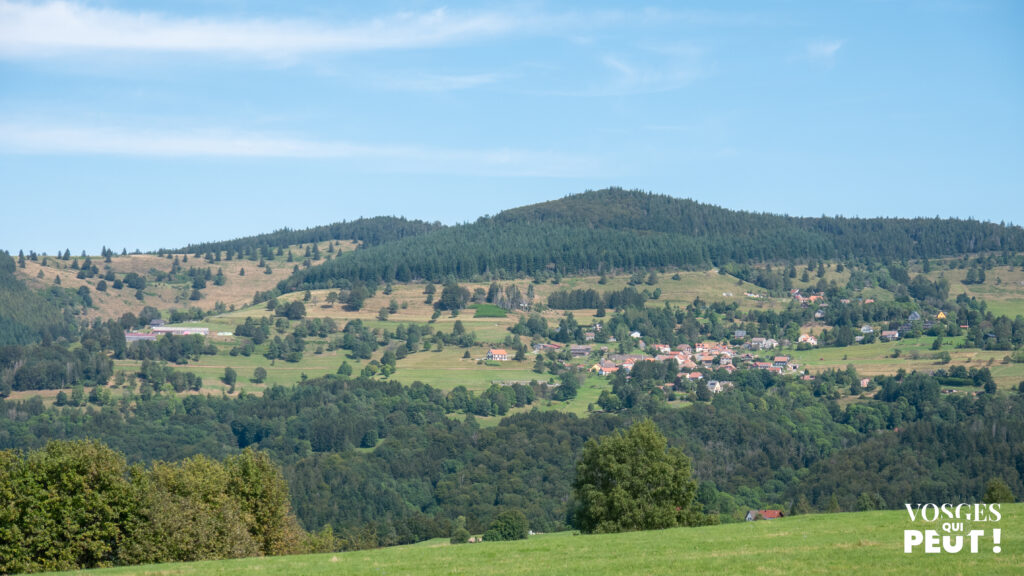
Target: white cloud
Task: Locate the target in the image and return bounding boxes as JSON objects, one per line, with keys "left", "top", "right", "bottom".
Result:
{"left": 807, "top": 40, "right": 844, "bottom": 61}
{"left": 0, "top": 1, "right": 517, "bottom": 59}
{"left": 0, "top": 123, "right": 593, "bottom": 177}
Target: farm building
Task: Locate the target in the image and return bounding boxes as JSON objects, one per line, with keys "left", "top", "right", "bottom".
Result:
{"left": 746, "top": 510, "right": 784, "bottom": 521}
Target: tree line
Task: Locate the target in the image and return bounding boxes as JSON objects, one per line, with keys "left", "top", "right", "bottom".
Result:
{"left": 170, "top": 216, "right": 440, "bottom": 259}
{"left": 0, "top": 441, "right": 308, "bottom": 574}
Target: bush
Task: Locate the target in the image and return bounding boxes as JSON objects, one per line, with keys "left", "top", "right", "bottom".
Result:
{"left": 450, "top": 516, "right": 471, "bottom": 544}
{"left": 482, "top": 509, "right": 528, "bottom": 541}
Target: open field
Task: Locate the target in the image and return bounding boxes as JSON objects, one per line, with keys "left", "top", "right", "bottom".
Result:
{"left": 789, "top": 336, "right": 1024, "bottom": 390}
{"left": 13, "top": 241, "right": 357, "bottom": 320}
{"left": 925, "top": 265, "right": 1024, "bottom": 318}
{"left": 49, "top": 504, "right": 1024, "bottom": 576}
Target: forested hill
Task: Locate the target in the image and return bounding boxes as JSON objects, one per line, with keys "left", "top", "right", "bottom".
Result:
{"left": 167, "top": 216, "right": 441, "bottom": 257}
{"left": 277, "top": 189, "right": 1024, "bottom": 289}
{"left": 0, "top": 252, "right": 73, "bottom": 346}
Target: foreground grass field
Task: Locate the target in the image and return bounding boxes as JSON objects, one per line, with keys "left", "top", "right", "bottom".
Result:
{"left": 53, "top": 505, "right": 1023, "bottom": 576}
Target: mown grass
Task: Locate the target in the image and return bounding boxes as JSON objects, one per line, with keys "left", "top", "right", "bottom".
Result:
{"left": 51, "top": 504, "right": 1024, "bottom": 576}
{"left": 471, "top": 303, "right": 508, "bottom": 318}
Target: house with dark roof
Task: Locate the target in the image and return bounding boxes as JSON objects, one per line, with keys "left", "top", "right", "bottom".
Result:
{"left": 569, "top": 345, "right": 592, "bottom": 358}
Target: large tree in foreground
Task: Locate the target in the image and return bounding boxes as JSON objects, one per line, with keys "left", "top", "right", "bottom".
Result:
{"left": 571, "top": 419, "right": 710, "bottom": 533}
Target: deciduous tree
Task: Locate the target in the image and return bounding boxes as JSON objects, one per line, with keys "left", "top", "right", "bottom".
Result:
{"left": 571, "top": 420, "right": 707, "bottom": 533}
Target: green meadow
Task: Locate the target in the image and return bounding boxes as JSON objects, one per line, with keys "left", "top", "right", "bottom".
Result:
{"left": 50, "top": 504, "right": 1024, "bottom": 576}
{"left": 788, "top": 336, "right": 1024, "bottom": 390}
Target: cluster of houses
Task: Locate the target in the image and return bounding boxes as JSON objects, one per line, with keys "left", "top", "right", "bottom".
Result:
{"left": 790, "top": 289, "right": 824, "bottom": 305}
{"left": 579, "top": 341, "right": 805, "bottom": 393}
{"left": 124, "top": 319, "right": 210, "bottom": 343}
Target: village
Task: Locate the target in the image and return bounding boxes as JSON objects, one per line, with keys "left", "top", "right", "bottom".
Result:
{"left": 481, "top": 287, "right": 960, "bottom": 398}
{"left": 484, "top": 334, "right": 801, "bottom": 398}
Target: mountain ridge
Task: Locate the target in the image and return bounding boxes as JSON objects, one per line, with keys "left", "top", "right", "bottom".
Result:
{"left": 272, "top": 188, "right": 1024, "bottom": 290}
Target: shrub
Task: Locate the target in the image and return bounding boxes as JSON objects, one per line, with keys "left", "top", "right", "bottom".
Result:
{"left": 482, "top": 510, "right": 528, "bottom": 541}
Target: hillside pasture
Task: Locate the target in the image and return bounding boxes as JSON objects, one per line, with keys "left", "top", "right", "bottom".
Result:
{"left": 13, "top": 241, "right": 357, "bottom": 320}
{"left": 925, "top": 265, "right": 1024, "bottom": 318}
{"left": 46, "top": 505, "right": 1024, "bottom": 576}
{"left": 788, "top": 336, "right": 1024, "bottom": 390}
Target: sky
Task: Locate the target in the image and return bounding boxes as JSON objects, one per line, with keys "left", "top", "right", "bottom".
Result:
{"left": 0, "top": 0, "right": 1021, "bottom": 254}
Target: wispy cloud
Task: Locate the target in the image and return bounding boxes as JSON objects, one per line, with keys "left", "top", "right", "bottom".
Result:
{"left": 0, "top": 1, "right": 517, "bottom": 59}
{"left": 806, "top": 40, "right": 844, "bottom": 62}
{"left": 374, "top": 72, "right": 503, "bottom": 92}
{"left": 596, "top": 53, "right": 702, "bottom": 95}
{"left": 0, "top": 123, "right": 593, "bottom": 177}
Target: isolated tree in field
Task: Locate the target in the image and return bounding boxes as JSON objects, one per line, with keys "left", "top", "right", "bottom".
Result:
{"left": 223, "top": 367, "right": 237, "bottom": 390}
{"left": 571, "top": 419, "right": 707, "bottom": 533}
{"left": 552, "top": 370, "right": 581, "bottom": 401}
{"left": 533, "top": 354, "right": 546, "bottom": 374}
{"left": 252, "top": 367, "right": 267, "bottom": 384}
{"left": 345, "top": 285, "right": 369, "bottom": 311}
{"left": 282, "top": 301, "right": 306, "bottom": 321}
{"left": 435, "top": 281, "right": 470, "bottom": 311}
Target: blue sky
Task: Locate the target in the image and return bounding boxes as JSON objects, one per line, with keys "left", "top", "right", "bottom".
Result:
{"left": 0, "top": 1, "right": 1021, "bottom": 254}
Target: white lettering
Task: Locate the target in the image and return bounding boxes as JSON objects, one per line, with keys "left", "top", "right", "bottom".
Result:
{"left": 905, "top": 503, "right": 921, "bottom": 521}
{"left": 955, "top": 503, "right": 970, "bottom": 520}
{"left": 989, "top": 504, "right": 1001, "bottom": 522}
{"left": 967, "top": 530, "right": 984, "bottom": 553}
{"left": 905, "top": 530, "right": 924, "bottom": 553}
{"left": 943, "top": 535, "right": 963, "bottom": 553}
{"left": 941, "top": 503, "right": 956, "bottom": 519}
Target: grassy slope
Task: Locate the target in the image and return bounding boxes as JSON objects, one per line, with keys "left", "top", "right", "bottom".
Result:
{"left": 13, "top": 240, "right": 356, "bottom": 320}
{"left": 789, "top": 336, "right": 1024, "bottom": 390}
{"left": 53, "top": 505, "right": 1024, "bottom": 576}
